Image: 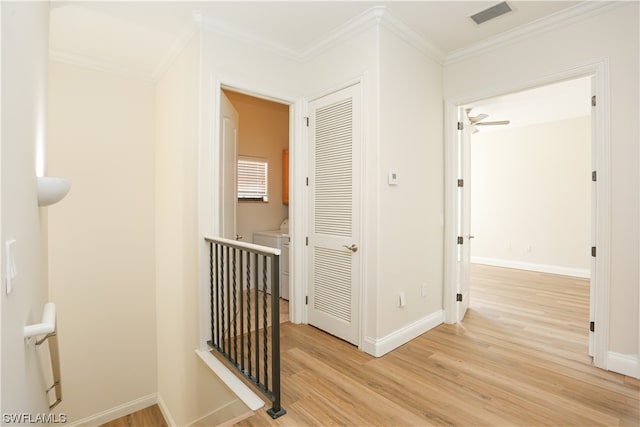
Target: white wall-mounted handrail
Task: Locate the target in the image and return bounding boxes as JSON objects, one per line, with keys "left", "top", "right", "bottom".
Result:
{"left": 24, "top": 302, "right": 56, "bottom": 338}
{"left": 24, "top": 302, "right": 62, "bottom": 409}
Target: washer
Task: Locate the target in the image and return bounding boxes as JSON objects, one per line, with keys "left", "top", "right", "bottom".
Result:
{"left": 253, "top": 221, "right": 289, "bottom": 300}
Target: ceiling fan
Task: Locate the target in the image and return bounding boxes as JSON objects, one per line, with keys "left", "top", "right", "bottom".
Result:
{"left": 465, "top": 108, "right": 510, "bottom": 133}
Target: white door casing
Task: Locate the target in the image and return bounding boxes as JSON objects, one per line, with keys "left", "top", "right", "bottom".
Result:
{"left": 220, "top": 91, "right": 238, "bottom": 240}
{"left": 456, "top": 107, "right": 472, "bottom": 322}
{"left": 444, "top": 60, "right": 610, "bottom": 370}
{"left": 307, "top": 83, "right": 361, "bottom": 345}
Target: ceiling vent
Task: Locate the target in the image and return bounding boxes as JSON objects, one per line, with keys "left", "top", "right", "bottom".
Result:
{"left": 470, "top": 2, "right": 513, "bottom": 25}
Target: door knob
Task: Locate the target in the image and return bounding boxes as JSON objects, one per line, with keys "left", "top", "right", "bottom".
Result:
{"left": 343, "top": 244, "right": 358, "bottom": 253}
{"left": 236, "top": 234, "right": 244, "bottom": 241}
{"left": 466, "top": 235, "right": 475, "bottom": 239}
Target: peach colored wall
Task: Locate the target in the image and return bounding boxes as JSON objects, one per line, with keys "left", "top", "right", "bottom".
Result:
{"left": 223, "top": 90, "right": 289, "bottom": 241}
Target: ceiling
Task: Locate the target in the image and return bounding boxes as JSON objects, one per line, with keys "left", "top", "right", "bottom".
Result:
{"left": 48, "top": 1, "right": 601, "bottom": 127}
{"left": 49, "top": 1, "right": 586, "bottom": 80}
{"left": 467, "top": 76, "right": 592, "bottom": 132}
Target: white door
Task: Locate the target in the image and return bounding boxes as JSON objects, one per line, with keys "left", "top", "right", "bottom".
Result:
{"left": 220, "top": 91, "right": 238, "bottom": 240}
{"left": 456, "top": 107, "right": 472, "bottom": 321}
{"left": 308, "top": 84, "right": 361, "bottom": 345}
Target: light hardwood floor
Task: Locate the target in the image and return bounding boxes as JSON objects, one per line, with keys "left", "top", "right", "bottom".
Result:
{"left": 102, "top": 265, "right": 638, "bottom": 426}
{"left": 236, "top": 264, "right": 639, "bottom": 426}
{"left": 99, "top": 404, "right": 167, "bottom": 427}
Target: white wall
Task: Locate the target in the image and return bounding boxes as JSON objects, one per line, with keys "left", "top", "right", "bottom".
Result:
{"left": 471, "top": 117, "right": 591, "bottom": 277}
{"left": 444, "top": 2, "right": 639, "bottom": 358}
{"left": 1, "top": 0, "right": 52, "bottom": 417}
{"left": 47, "top": 60, "right": 157, "bottom": 422}
{"left": 375, "top": 26, "right": 444, "bottom": 341}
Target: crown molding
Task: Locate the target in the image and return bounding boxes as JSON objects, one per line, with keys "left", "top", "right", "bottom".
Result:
{"left": 195, "top": 6, "right": 445, "bottom": 64}
{"left": 193, "top": 10, "right": 301, "bottom": 62}
{"left": 49, "top": 49, "right": 154, "bottom": 82}
{"left": 151, "top": 18, "right": 199, "bottom": 81}
{"left": 378, "top": 8, "right": 446, "bottom": 64}
{"left": 444, "top": 0, "right": 625, "bottom": 66}
{"left": 297, "top": 6, "right": 383, "bottom": 61}
{"left": 299, "top": 6, "right": 445, "bottom": 64}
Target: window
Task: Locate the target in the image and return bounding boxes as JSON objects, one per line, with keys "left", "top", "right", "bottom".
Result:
{"left": 237, "top": 157, "right": 268, "bottom": 202}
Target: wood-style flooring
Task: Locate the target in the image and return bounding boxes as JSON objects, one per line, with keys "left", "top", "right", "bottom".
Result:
{"left": 236, "top": 264, "right": 640, "bottom": 426}
{"left": 99, "top": 404, "right": 167, "bottom": 427}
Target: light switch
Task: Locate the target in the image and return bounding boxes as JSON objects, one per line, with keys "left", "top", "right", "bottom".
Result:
{"left": 6, "top": 239, "right": 17, "bottom": 295}
{"left": 388, "top": 171, "right": 399, "bottom": 185}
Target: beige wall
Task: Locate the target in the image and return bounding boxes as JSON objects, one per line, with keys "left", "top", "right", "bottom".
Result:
{"left": 471, "top": 117, "right": 591, "bottom": 276}
{"left": 1, "top": 0, "right": 51, "bottom": 415}
{"left": 155, "top": 36, "right": 243, "bottom": 426}
{"left": 47, "top": 60, "right": 157, "bottom": 422}
{"left": 223, "top": 90, "right": 289, "bottom": 241}
{"left": 444, "top": 2, "right": 639, "bottom": 357}
{"left": 376, "top": 26, "right": 444, "bottom": 339}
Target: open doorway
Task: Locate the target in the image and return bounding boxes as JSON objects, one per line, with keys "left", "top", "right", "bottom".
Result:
{"left": 221, "top": 89, "right": 291, "bottom": 306}
{"left": 445, "top": 69, "right": 613, "bottom": 367}
{"left": 464, "top": 77, "right": 593, "bottom": 362}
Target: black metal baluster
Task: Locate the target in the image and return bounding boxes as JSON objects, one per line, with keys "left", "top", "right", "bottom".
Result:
{"left": 254, "top": 253, "right": 260, "bottom": 384}
{"left": 246, "top": 252, "right": 253, "bottom": 378}
{"left": 220, "top": 244, "right": 226, "bottom": 351}
{"left": 262, "top": 255, "right": 268, "bottom": 391}
{"left": 232, "top": 248, "right": 238, "bottom": 364}
{"left": 267, "top": 252, "right": 285, "bottom": 418}
{"left": 209, "top": 242, "right": 217, "bottom": 347}
{"left": 226, "top": 246, "right": 231, "bottom": 357}
{"left": 239, "top": 250, "right": 245, "bottom": 371}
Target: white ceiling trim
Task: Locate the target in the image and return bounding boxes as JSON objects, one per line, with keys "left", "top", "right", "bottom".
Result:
{"left": 444, "top": 1, "right": 623, "bottom": 66}
{"left": 378, "top": 8, "right": 446, "bottom": 64}
{"left": 297, "top": 6, "right": 383, "bottom": 61}
{"left": 151, "top": 17, "right": 199, "bottom": 81}
{"left": 194, "top": 11, "right": 302, "bottom": 62}
{"left": 49, "top": 49, "right": 155, "bottom": 82}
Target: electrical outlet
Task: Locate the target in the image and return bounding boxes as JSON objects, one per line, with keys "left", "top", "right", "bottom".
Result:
{"left": 398, "top": 291, "right": 406, "bottom": 307}
{"left": 421, "top": 284, "right": 428, "bottom": 297}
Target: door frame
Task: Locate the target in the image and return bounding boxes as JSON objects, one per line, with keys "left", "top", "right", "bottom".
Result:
{"left": 198, "top": 76, "right": 306, "bottom": 351}
{"left": 443, "top": 59, "right": 611, "bottom": 369}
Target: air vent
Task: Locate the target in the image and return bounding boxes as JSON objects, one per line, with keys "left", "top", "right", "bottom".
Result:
{"left": 470, "top": 2, "right": 512, "bottom": 25}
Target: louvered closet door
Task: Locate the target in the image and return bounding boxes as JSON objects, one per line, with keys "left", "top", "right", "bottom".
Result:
{"left": 308, "top": 84, "right": 361, "bottom": 345}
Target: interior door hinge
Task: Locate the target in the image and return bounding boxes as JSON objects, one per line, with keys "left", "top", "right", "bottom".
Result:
{"left": 456, "top": 293, "right": 463, "bottom": 302}
{"left": 304, "top": 117, "right": 309, "bottom": 127}
{"left": 590, "top": 321, "right": 595, "bottom": 332}
{"left": 457, "top": 121, "right": 464, "bottom": 130}
{"left": 305, "top": 236, "right": 309, "bottom": 246}
{"left": 457, "top": 236, "right": 463, "bottom": 245}
{"left": 591, "top": 95, "right": 596, "bottom": 107}
{"left": 305, "top": 296, "right": 308, "bottom": 305}
{"left": 457, "top": 179, "right": 464, "bottom": 187}
{"left": 591, "top": 246, "right": 597, "bottom": 257}
{"left": 592, "top": 171, "right": 597, "bottom": 182}
{"left": 306, "top": 177, "right": 309, "bottom": 186}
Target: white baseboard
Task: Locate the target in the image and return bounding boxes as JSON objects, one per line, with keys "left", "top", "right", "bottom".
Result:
{"left": 471, "top": 256, "right": 591, "bottom": 279}
{"left": 195, "top": 350, "right": 265, "bottom": 411}
{"left": 607, "top": 352, "right": 640, "bottom": 379}
{"left": 65, "top": 393, "right": 158, "bottom": 427}
{"left": 157, "top": 393, "right": 178, "bottom": 427}
{"left": 362, "top": 310, "right": 445, "bottom": 357}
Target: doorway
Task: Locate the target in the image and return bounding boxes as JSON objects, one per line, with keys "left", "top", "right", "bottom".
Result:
{"left": 220, "top": 87, "right": 291, "bottom": 308}
{"left": 465, "top": 77, "right": 593, "bottom": 359}
{"left": 444, "top": 63, "right": 611, "bottom": 369}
